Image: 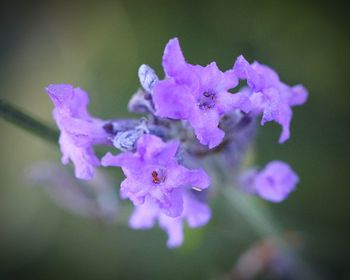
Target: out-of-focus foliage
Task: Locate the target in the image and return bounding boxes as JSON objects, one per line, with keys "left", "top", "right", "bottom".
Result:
{"left": 0, "top": 0, "right": 349, "bottom": 279}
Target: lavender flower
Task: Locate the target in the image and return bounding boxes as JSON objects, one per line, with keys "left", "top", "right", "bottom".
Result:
{"left": 241, "top": 161, "right": 299, "bottom": 202}
{"left": 46, "top": 84, "right": 111, "bottom": 180}
{"left": 129, "top": 189, "right": 211, "bottom": 248}
{"left": 101, "top": 134, "right": 210, "bottom": 217}
{"left": 43, "top": 38, "right": 308, "bottom": 248}
{"left": 153, "top": 38, "right": 251, "bottom": 148}
{"left": 233, "top": 55, "right": 308, "bottom": 143}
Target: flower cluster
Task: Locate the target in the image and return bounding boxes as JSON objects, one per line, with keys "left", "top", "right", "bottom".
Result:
{"left": 46, "top": 38, "right": 308, "bottom": 247}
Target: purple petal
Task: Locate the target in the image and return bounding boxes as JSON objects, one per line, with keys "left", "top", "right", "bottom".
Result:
{"left": 184, "top": 192, "right": 211, "bottom": 228}
{"left": 254, "top": 161, "right": 299, "bottom": 202}
{"left": 120, "top": 178, "right": 148, "bottom": 205}
{"left": 70, "top": 87, "right": 91, "bottom": 118}
{"left": 129, "top": 198, "right": 158, "bottom": 229}
{"left": 219, "top": 69, "right": 239, "bottom": 91}
{"left": 233, "top": 55, "right": 265, "bottom": 91}
{"left": 216, "top": 91, "right": 251, "bottom": 114}
{"left": 101, "top": 152, "right": 142, "bottom": 170}
{"left": 189, "top": 108, "right": 224, "bottom": 148}
{"left": 159, "top": 215, "right": 184, "bottom": 248}
{"left": 195, "top": 62, "right": 224, "bottom": 91}
{"left": 136, "top": 135, "right": 180, "bottom": 164}
{"left": 251, "top": 61, "right": 280, "bottom": 87}
{"left": 126, "top": 188, "right": 211, "bottom": 248}
{"left": 248, "top": 91, "right": 265, "bottom": 115}
{"left": 47, "top": 85, "right": 91, "bottom": 119}
{"left": 288, "top": 85, "right": 308, "bottom": 106}
{"left": 195, "top": 63, "right": 238, "bottom": 95}
{"left": 157, "top": 188, "right": 184, "bottom": 218}
{"left": 277, "top": 105, "right": 292, "bottom": 144}
{"left": 162, "top": 38, "right": 187, "bottom": 77}
{"left": 167, "top": 165, "right": 211, "bottom": 191}
{"left": 260, "top": 88, "right": 281, "bottom": 124}
{"left": 56, "top": 117, "right": 108, "bottom": 146}
{"left": 153, "top": 79, "right": 196, "bottom": 120}
{"left": 46, "top": 84, "right": 75, "bottom": 109}
{"left": 59, "top": 132, "right": 99, "bottom": 180}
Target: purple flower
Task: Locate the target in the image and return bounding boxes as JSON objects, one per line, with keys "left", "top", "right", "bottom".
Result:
{"left": 242, "top": 161, "right": 299, "bottom": 202}
{"left": 101, "top": 134, "right": 210, "bottom": 217}
{"left": 153, "top": 38, "right": 250, "bottom": 149}
{"left": 46, "top": 84, "right": 111, "bottom": 180}
{"left": 129, "top": 190, "right": 211, "bottom": 248}
{"left": 233, "top": 55, "right": 308, "bottom": 143}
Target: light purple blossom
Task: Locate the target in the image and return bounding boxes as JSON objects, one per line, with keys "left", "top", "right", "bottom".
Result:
{"left": 153, "top": 38, "right": 251, "bottom": 149}
{"left": 43, "top": 38, "right": 308, "bottom": 248}
{"left": 233, "top": 55, "right": 308, "bottom": 143}
{"left": 46, "top": 84, "right": 111, "bottom": 180}
{"left": 242, "top": 161, "right": 299, "bottom": 202}
{"left": 101, "top": 134, "right": 210, "bottom": 217}
{"left": 129, "top": 190, "right": 211, "bottom": 248}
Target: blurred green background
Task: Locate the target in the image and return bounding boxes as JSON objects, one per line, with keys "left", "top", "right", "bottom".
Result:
{"left": 0, "top": 0, "right": 349, "bottom": 279}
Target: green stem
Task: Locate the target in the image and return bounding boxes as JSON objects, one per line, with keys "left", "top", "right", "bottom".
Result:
{"left": 222, "top": 186, "right": 318, "bottom": 278}
{"left": 0, "top": 98, "right": 59, "bottom": 145}
{"left": 223, "top": 187, "right": 278, "bottom": 237}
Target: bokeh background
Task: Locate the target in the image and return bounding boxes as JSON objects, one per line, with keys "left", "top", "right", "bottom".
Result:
{"left": 0, "top": 0, "right": 349, "bottom": 279}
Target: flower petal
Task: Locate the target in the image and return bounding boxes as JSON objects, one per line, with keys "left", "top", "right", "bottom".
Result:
{"left": 233, "top": 55, "right": 265, "bottom": 91}
{"left": 184, "top": 192, "right": 211, "bottom": 228}
{"left": 157, "top": 188, "right": 184, "bottom": 218}
{"left": 254, "top": 161, "right": 299, "bottom": 202}
{"left": 167, "top": 165, "right": 211, "bottom": 190}
{"left": 251, "top": 61, "right": 280, "bottom": 87}
{"left": 153, "top": 79, "right": 196, "bottom": 120}
{"left": 216, "top": 91, "right": 251, "bottom": 114}
{"left": 277, "top": 104, "right": 292, "bottom": 144}
{"left": 162, "top": 37, "right": 187, "bottom": 77}
{"left": 288, "top": 85, "right": 308, "bottom": 106}
{"left": 101, "top": 152, "right": 141, "bottom": 170}
{"left": 129, "top": 198, "right": 158, "bottom": 229}
{"left": 159, "top": 215, "right": 184, "bottom": 248}
{"left": 136, "top": 135, "right": 180, "bottom": 164}
{"left": 189, "top": 108, "right": 224, "bottom": 148}
{"left": 59, "top": 132, "right": 99, "bottom": 180}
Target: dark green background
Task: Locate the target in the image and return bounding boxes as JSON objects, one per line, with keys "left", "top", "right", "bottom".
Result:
{"left": 0, "top": 0, "right": 349, "bottom": 279}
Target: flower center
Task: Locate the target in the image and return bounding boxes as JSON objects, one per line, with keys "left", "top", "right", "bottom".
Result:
{"left": 266, "top": 176, "right": 275, "bottom": 186}
{"left": 151, "top": 169, "right": 166, "bottom": 184}
{"left": 198, "top": 91, "right": 216, "bottom": 110}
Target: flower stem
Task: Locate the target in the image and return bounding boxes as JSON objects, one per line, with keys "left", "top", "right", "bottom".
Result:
{"left": 0, "top": 98, "right": 59, "bottom": 145}
{"left": 222, "top": 187, "right": 318, "bottom": 279}
{"left": 223, "top": 187, "right": 279, "bottom": 238}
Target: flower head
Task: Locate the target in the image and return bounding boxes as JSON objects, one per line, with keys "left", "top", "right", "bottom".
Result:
{"left": 43, "top": 38, "right": 308, "bottom": 249}
{"left": 101, "top": 134, "right": 210, "bottom": 217}
{"left": 46, "top": 84, "right": 111, "bottom": 180}
{"left": 129, "top": 189, "right": 211, "bottom": 248}
{"left": 242, "top": 161, "right": 299, "bottom": 202}
{"left": 233, "top": 55, "right": 308, "bottom": 143}
{"left": 153, "top": 38, "right": 250, "bottom": 149}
